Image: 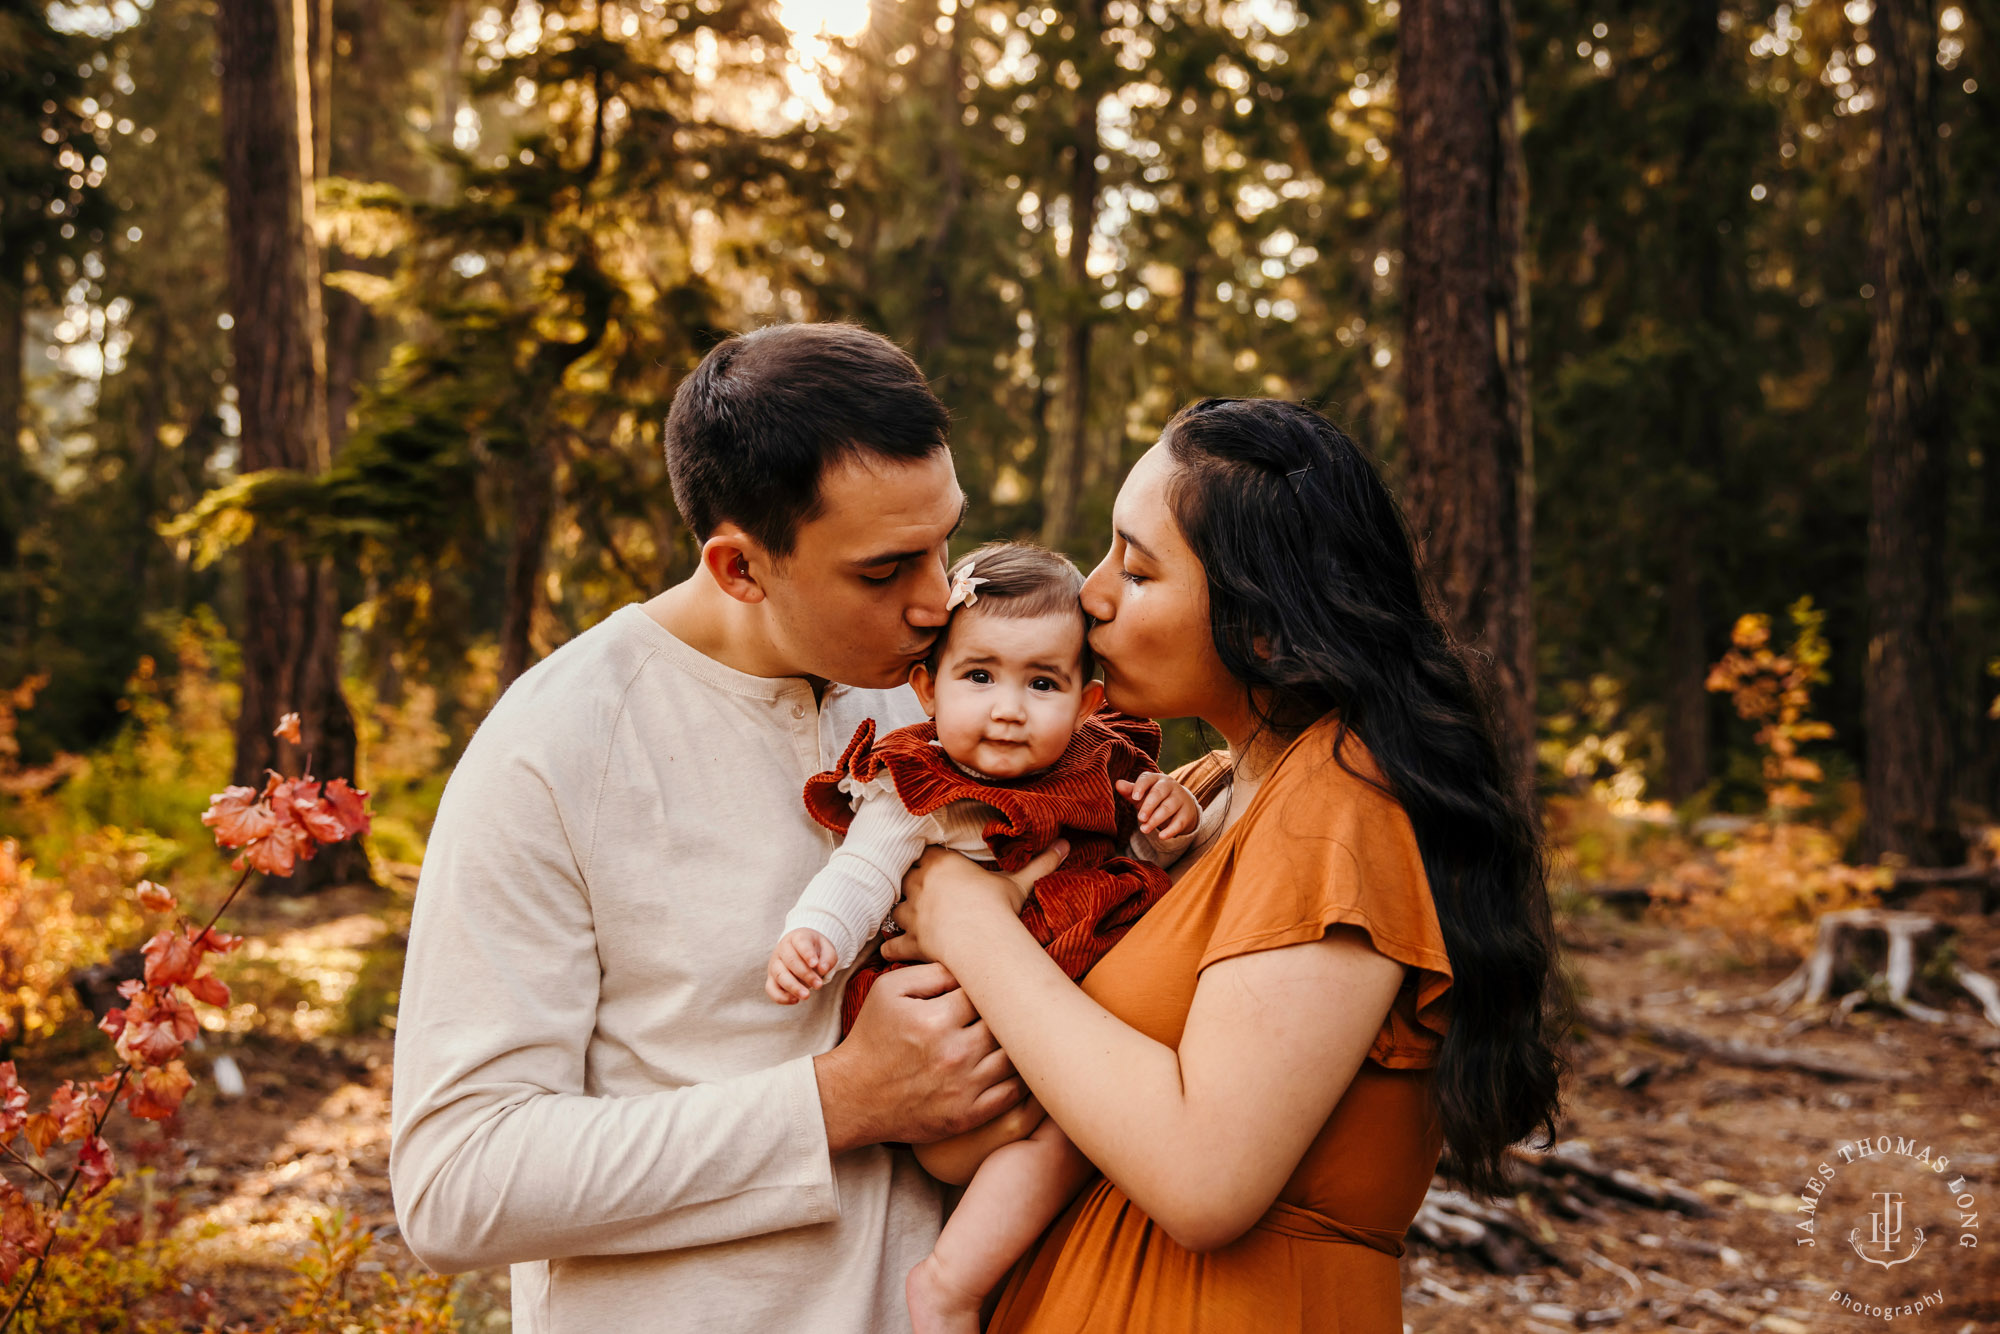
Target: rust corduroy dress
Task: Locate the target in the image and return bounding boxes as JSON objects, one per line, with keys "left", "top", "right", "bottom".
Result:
{"left": 804, "top": 710, "right": 1176, "bottom": 1034}
{"left": 987, "top": 716, "right": 1454, "bottom": 1334}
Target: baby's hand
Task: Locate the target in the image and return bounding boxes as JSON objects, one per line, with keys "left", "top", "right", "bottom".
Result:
{"left": 767, "top": 928, "right": 838, "bottom": 1004}
{"left": 1117, "top": 771, "right": 1200, "bottom": 839}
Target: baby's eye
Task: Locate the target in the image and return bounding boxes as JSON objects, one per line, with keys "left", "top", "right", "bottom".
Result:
{"left": 966, "top": 669, "right": 992, "bottom": 684}
{"left": 1031, "top": 677, "right": 1059, "bottom": 692}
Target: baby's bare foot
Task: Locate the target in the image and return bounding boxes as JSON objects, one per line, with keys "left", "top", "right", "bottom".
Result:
{"left": 906, "top": 1254, "right": 983, "bottom": 1334}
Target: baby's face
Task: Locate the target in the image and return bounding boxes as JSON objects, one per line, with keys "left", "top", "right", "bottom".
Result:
{"left": 917, "top": 611, "right": 1102, "bottom": 780}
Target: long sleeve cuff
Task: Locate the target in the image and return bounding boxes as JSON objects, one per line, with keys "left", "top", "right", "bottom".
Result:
{"left": 1129, "top": 824, "right": 1198, "bottom": 868}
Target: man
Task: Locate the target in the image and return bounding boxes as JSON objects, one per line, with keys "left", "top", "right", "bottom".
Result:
{"left": 390, "top": 324, "right": 1042, "bottom": 1331}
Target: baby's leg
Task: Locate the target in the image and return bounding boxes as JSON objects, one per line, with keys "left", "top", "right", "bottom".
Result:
{"left": 906, "top": 1118, "right": 1095, "bottom": 1334}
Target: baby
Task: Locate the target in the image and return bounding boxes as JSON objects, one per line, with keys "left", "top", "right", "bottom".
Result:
{"left": 766, "top": 541, "right": 1202, "bottom": 1334}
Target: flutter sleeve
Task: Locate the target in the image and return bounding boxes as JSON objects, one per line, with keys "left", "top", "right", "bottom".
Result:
{"left": 1197, "top": 741, "right": 1454, "bottom": 1069}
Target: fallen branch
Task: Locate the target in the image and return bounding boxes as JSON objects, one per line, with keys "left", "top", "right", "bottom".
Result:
{"left": 1412, "top": 1142, "right": 1715, "bottom": 1273}
{"left": 1578, "top": 997, "right": 1903, "bottom": 1080}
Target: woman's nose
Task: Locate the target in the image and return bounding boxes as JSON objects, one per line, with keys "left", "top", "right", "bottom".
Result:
{"left": 1079, "top": 555, "right": 1116, "bottom": 621}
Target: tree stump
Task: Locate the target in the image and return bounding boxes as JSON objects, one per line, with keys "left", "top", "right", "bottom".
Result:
{"left": 1763, "top": 908, "right": 2000, "bottom": 1026}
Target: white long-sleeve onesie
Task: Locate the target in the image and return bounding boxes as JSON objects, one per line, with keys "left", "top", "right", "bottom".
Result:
{"left": 782, "top": 767, "right": 1197, "bottom": 969}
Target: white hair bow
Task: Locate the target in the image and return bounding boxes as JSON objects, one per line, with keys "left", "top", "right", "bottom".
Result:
{"left": 946, "top": 562, "right": 989, "bottom": 611}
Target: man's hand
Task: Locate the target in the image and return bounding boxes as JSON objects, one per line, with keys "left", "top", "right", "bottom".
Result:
{"left": 813, "top": 963, "right": 1025, "bottom": 1155}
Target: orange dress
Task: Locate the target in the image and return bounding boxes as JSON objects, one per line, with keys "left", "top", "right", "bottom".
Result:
{"left": 987, "top": 717, "right": 1453, "bottom": 1334}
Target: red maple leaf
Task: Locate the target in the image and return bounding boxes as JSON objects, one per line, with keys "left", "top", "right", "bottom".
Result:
{"left": 114, "top": 990, "right": 199, "bottom": 1067}
{"left": 273, "top": 712, "right": 302, "bottom": 744}
{"left": 141, "top": 927, "right": 202, "bottom": 989}
{"left": 241, "top": 819, "right": 316, "bottom": 875}
{"left": 0, "top": 1179, "right": 47, "bottom": 1285}
{"left": 0, "top": 1062, "right": 26, "bottom": 1140}
{"left": 47, "top": 1082, "right": 104, "bottom": 1145}
{"left": 192, "top": 928, "right": 243, "bottom": 956}
{"left": 321, "top": 779, "right": 372, "bottom": 840}
{"left": 123, "top": 1062, "right": 192, "bottom": 1123}
{"left": 135, "top": 880, "right": 177, "bottom": 914}
{"left": 202, "top": 785, "right": 277, "bottom": 849}
{"left": 22, "top": 1113, "right": 58, "bottom": 1156}
{"left": 76, "top": 1135, "right": 117, "bottom": 1196}
{"left": 292, "top": 790, "right": 350, "bottom": 845}
{"left": 184, "top": 972, "right": 230, "bottom": 1008}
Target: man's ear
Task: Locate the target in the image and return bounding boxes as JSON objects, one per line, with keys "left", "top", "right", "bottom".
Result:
{"left": 700, "top": 527, "right": 766, "bottom": 605}
{"left": 909, "top": 662, "right": 938, "bottom": 716}
{"left": 1079, "top": 680, "right": 1106, "bottom": 716}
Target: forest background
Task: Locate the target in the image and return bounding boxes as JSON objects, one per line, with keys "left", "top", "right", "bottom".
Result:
{"left": 1, "top": 0, "right": 1998, "bottom": 1327}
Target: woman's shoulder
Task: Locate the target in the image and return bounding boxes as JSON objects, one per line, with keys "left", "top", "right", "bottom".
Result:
{"left": 1249, "top": 718, "right": 1411, "bottom": 844}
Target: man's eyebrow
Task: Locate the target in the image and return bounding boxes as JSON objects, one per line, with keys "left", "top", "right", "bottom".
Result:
{"left": 1117, "top": 528, "right": 1158, "bottom": 562}
{"left": 853, "top": 494, "right": 970, "bottom": 568}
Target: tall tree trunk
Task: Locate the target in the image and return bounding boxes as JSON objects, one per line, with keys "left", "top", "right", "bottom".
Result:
{"left": 0, "top": 250, "right": 24, "bottom": 579}
{"left": 498, "top": 443, "right": 554, "bottom": 692}
{"left": 1662, "top": 0, "right": 1725, "bottom": 803}
{"left": 1398, "top": 0, "right": 1536, "bottom": 778}
{"left": 1040, "top": 0, "right": 1106, "bottom": 552}
{"left": 217, "top": 0, "right": 370, "bottom": 887}
{"left": 322, "top": 0, "right": 384, "bottom": 455}
{"left": 1863, "top": 0, "right": 1961, "bottom": 864}
{"left": 917, "top": 1, "right": 965, "bottom": 377}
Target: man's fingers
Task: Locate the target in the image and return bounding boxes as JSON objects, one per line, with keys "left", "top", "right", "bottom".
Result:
{"left": 967, "top": 1076, "right": 1029, "bottom": 1126}
{"left": 968, "top": 1043, "right": 1017, "bottom": 1087}
{"left": 925, "top": 985, "right": 980, "bottom": 1029}
{"left": 876, "top": 961, "right": 959, "bottom": 998}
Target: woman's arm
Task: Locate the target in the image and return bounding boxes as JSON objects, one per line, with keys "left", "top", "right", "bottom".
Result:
{"left": 886, "top": 851, "right": 1403, "bottom": 1253}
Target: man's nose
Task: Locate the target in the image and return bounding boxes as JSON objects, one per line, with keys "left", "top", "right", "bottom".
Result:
{"left": 906, "top": 551, "right": 953, "bottom": 629}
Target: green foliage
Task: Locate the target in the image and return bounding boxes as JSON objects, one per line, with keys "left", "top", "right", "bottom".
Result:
{"left": 0, "top": 0, "right": 1993, "bottom": 819}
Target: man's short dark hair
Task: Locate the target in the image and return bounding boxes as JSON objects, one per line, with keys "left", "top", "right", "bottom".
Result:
{"left": 664, "top": 324, "right": 949, "bottom": 558}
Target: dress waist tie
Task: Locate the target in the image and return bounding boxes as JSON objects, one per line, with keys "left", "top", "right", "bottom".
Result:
{"left": 1253, "top": 1201, "right": 1407, "bottom": 1258}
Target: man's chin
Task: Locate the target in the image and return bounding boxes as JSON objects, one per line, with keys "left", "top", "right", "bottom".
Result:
{"left": 851, "top": 661, "right": 920, "bottom": 691}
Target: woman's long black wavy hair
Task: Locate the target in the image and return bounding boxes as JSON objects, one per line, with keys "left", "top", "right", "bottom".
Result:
{"left": 1162, "top": 397, "right": 1565, "bottom": 1196}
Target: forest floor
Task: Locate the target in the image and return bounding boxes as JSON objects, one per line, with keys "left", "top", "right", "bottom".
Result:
{"left": 40, "top": 879, "right": 2000, "bottom": 1332}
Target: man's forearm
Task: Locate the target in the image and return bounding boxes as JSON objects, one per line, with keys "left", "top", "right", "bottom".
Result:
{"left": 393, "top": 1056, "right": 839, "bottom": 1273}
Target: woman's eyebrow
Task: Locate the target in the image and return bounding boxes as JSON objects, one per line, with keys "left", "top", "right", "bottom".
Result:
{"left": 1117, "top": 528, "right": 1158, "bottom": 562}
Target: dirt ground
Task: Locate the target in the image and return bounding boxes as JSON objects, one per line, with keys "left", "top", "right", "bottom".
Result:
{"left": 52, "top": 883, "right": 2000, "bottom": 1332}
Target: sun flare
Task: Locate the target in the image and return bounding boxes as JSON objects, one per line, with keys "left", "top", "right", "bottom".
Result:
{"left": 774, "top": 0, "right": 871, "bottom": 40}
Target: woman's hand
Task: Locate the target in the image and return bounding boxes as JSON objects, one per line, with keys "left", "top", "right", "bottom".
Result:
{"left": 881, "top": 840, "right": 1070, "bottom": 966}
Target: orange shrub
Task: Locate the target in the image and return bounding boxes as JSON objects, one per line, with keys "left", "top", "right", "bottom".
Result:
{"left": 1654, "top": 598, "right": 1889, "bottom": 959}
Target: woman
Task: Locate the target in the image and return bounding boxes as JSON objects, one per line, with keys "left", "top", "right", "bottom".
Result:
{"left": 883, "top": 398, "right": 1566, "bottom": 1331}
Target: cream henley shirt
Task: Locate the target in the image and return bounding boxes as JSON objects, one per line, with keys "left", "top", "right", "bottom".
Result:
{"left": 390, "top": 603, "right": 940, "bottom": 1332}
